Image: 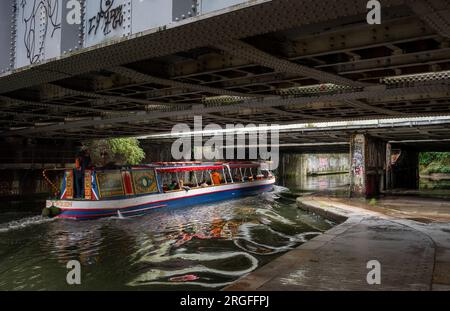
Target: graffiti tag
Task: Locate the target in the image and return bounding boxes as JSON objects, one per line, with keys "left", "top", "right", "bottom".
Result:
{"left": 20, "top": 0, "right": 61, "bottom": 64}
{"left": 88, "top": 0, "right": 124, "bottom": 36}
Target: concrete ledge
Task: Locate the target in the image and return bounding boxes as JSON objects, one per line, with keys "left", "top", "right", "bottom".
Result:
{"left": 296, "top": 199, "right": 349, "bottom": 224}
{"left": 223, "top": 196, "right": 450, "bottom": 291}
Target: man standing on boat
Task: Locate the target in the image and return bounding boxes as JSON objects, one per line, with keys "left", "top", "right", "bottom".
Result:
{"left": 74, "top": 146, "right": 92, "bottom": 199}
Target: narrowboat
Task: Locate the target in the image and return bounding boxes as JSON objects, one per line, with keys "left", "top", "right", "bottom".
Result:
{"left": 43, "top": 162, "right": 275, "bottom": 220}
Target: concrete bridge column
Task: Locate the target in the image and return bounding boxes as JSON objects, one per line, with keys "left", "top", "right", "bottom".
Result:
{"left": 349, "top": 134, "right": 386, "bottom": 198}
{"left": 386, "top": 143, "right": 393, "bottom": 191}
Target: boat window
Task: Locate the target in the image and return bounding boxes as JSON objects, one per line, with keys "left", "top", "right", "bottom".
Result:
{"left": 96, "top": 170, "right": 125, "bottom": 198}
{"left": 160, "top": 172, "right": 181, "bottom": 192}
{"left": 245, "top": 168, "right": 254, "bottom": 182}
{"left": 167, "top": 180, "right": 179, "bottom": 191}
{"left": 131, "top": 170, "right": 159, "bottom": 195}
{"left": 160, "top": 173, "right": 176, "bottom": 192}
{"left": 180, "top": 171, "right": 199, "bottom": 189}
{"left": 193, "top": 171, "right": 199, "bottom": 187}
{"left": 237, "top": 168, "right": 244, "bottom": 182}
{"left": 235, "top": 169, "right": 242, "bottom": 182}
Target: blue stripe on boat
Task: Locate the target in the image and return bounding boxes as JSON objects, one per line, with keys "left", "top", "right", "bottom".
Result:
{"left": 58, "top": 183, "right": 273, "bottom": 220}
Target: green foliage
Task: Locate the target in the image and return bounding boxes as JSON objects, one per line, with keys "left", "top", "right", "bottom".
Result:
{"left": 108, "top": 138, "right": 146, "bottom": 165}
{"left": 86, "top": 138, "right": 146, "bottom": 166}
{"left": 419, "top": 152, "right": 450, "bottom": 166}
{"left": 420, "top": 152, "right": 450, "bottom": 175}
{"left": 369, "top": 198, "right": 377, "bottom": 206}
{"left": 422, "top": 164, "right": 450, "bottom": 175}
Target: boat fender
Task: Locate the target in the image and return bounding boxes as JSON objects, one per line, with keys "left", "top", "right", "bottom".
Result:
{"left": 50, "top": 206, "right": 62, "bottom": 217}
{"left": 42, "top": 207, "right": 51, "bottom": 217}
{"left": 42, "top": 206, "right": 62, "bottom": 218}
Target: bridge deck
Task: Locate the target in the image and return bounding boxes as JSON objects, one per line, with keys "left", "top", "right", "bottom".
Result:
{"left": 0, "top": 0, "right": 449, "bottom": 141}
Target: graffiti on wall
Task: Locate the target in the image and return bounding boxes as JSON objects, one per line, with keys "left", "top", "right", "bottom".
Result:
{"left": 84, "top": 0, "right": 129, "bottom": 47}
{"left": 6, "top": 0, "right": 254, "bottom": 70}
{"left": 351, "top": 135, "right": 365, "bottom": 194}
{"left": 87, "top": 0, "right": 124, "bottom": 36}
{"left": 19, "top": 0, "right": 61, "bottom": 65}
{"left": 306, "top": 154, "right": 350, "bottom": 174}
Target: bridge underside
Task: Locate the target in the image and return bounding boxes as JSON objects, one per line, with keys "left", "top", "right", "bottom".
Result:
{"left": 0, "top": 0, "right": 449, "bottom": 141}
{"left": 0, "top": 0, "right": 449, "bottom": 200}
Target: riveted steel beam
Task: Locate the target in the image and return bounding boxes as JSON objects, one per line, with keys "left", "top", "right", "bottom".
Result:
{"left": 202, "top": 113, "right": 263, "bottom": 124}
{"left": 47, "top": 84, "right": 174, "bottom": 110}
{"left": 288, "top": 17, "right": 437, "bottom": 60}
{"left": 264, "top": 107, "right": 326, "bottom": 120}
{"left": 109, "top": 66, "right": 255, "bottom": 98}
{"left": 409, "top": 0, "right": 450, "bottom": 39}
{"left": 343, "top": 100, "right": 407, "bottom": 116}
{"left": 216, "top": 40, "right": 368, "bottom": 88}
{"left": 0, "top": 95, "right": 116, "bottom": 115}
{"left": 0, "top": 0, "right": 405, "bottom": 94}
{"left": 317, "top": 48, "right": 450, "bottom": 76}
{"left": 4, "top": 80, "right": 448, "bottom": 137}
{"left": 0, "top": 110, "right": 66, "bottom": 121}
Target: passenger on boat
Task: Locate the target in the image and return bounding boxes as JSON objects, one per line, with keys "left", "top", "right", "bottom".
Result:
{"left": 211, "top": 171, "right": 222, "bottom": 185}
{"left": 200, "top": 180, "right": 209, "bottom": 188}
{"left": 74, "top": 156, "right": 83, "bottom": 198}
{"left": 168, "top": 180, "right": 178, "bottom": 191}
{"left": 263, "top": 170, "right": 271, "bottom": 179}
{"left": 179, "top": 180, "right": 191, "bottom": 192}
{"left": 180, "top": 181, "right": 191, "bottom": 192}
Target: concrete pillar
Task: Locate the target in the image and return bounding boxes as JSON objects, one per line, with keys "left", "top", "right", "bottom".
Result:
{"left": 386, "top": 143, "right": 392, "bottom": 190}
{"left": 278, "top": 153, "right": 305, "bottom": 186}
{"left": 349, "top": 134, "right": 386, "bottom": 198}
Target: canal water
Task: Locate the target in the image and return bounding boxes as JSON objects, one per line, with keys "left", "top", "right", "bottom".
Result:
{"left": 281, "top": 173, "right": 350, "bottom": 196}
{"left": 0, "top": 181, "right": 336, "bottom": 291}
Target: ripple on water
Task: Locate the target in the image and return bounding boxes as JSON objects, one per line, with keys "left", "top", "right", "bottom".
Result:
{"left": 0, "top": 185, "right": 334, "bottom": 290}
{"left": 0, "top": 215, "right": 55, "bottom": 233}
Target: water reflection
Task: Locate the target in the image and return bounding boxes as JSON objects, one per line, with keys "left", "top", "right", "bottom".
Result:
{"left": 281, "top": 173, "right": 350, "bottom": 194}
{"left": 0, "top": 186, "right": 333, "bottom": 290}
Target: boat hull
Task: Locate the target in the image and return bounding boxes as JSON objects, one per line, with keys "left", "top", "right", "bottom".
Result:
{"left": 46, "top": 179, "right": 275, "bottom": 220}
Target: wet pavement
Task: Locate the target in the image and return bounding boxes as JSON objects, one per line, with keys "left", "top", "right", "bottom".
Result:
{"left": 224, "top": 196, "right": 450, "bottom": 291}
{"left": 315, "top": 196, "right": 450, "bottom": 222}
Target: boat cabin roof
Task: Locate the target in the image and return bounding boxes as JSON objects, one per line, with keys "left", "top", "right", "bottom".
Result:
{"left": 92, "top": 161, "right": 268, "bottom": 173}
